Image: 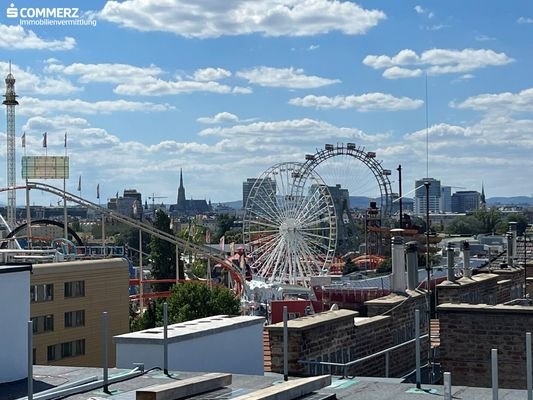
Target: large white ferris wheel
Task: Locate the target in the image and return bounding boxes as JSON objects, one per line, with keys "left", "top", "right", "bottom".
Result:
{"left": 242, "top": 162, "right": 337, "bottom": 287}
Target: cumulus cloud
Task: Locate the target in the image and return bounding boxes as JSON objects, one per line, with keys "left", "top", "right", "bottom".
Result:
{"left": 450, "top": 87, "right": 533, "bottom": 114}
{"left": 0, "top": 24, "right": 75, "bottom": 50}
{"left": 363, "top": 48, "right": 513, "bottom": 79}
{"left": 517, "top": 17, "right": 533, "bottom": 24}
{"left": 43, "top": 61, "right": 249, "bottom": 96}
{"left": 197, "top": 112, "right": 240, "bottom": 124}
{"left": 0, "top": 61, "right": 80, "bottom": 95}
{"left": 99, "top": 0, "right": 386, "bottom": 38}
{"left": 236, "top": 67, "right": 340, "bottom": 89}
{"left": 19, "top": 97, "right": 174, "bottom": 117}
{"left": 288, "top": 93, "right": 423, "bottom": 111}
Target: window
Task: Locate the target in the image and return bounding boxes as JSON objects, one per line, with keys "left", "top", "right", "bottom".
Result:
{"left": 30, "top": 284, "right": 54, "bottom": 302}
{"left": 64, "top": 280, "right": 85, "bottom": 298}
{"left": 47, "top": 339, "right": 85, "bottom": 362}
{"left": 64, "top": 310, "right": 85, "bottom": 328}
{"left": 31, "top": 314, "right": 54, "bottom": 334}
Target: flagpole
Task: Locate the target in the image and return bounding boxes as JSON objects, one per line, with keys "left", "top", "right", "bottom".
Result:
{"left": 63, "top": 132, "right": 68, "bottom": 241}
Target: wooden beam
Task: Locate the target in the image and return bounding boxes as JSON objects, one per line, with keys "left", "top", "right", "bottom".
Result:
{"left": 232, "top": 375, "right": 332, "bottom": 400}
{"left": 136, "top": 373, "right": 232, "bottom": 400}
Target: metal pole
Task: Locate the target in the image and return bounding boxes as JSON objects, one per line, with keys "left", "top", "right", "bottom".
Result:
{"left": 163, "top": 302, "right": 169, "bottom": 375}
{"left": 101, "top": 214, "right": 105, "bottom": 257}
{"left": 25, "top": 179, "right": 32, "bottom": 249}
{"left": 492, "top": 348, "right": 498, "bottom": 400}
{"left": 443, "top": 372, "right": 451, "bottom": 400}
{"left": 525, "top": 235, "right": 528, "bottom": 298}
{"left": 63, "top": 175, "right": 68, "bottom": 240}
{"left": 397, "top": 164, "right": 403, "bottom": 228}
{"left": 139, "top": 229, "right": 143, "bottom": 312}
{"left": 424, "top": 181, "right": 432, "bottom": 376}
{"left": 385, "top": 351, "right": 389, "bottom": 378}
{"left": 415, "top": 309, "right": 421, "bottom": 389}
{"left": 527, "top": 332, "right": 532, "bottom": 400}
{"left": 175, "top": 244, "right": 179, "bottom": 285}
{"left": 102, "top": 312, "right": 109, "bottom": 394}
{"left": 28, "top": 320, "right": 33, "bottom": 400}
{"left": 283, "top": 306, "right": 288, "bottom": 381}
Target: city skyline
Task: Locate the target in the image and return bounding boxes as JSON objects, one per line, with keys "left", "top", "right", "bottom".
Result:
{"left": 1, "top": 1, "right": 533, "bottom": 206}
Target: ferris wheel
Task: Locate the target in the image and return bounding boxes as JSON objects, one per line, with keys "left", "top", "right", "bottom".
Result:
{"left": 242, "top": 162, "right": 337, "bottom": 286}
{"left": 296, "top": 143, "right": 394, "bottom": 255}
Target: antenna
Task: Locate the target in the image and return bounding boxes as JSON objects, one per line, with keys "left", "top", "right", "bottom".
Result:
{"left": 425, "top": 72, "right": 429, "bottom": 179}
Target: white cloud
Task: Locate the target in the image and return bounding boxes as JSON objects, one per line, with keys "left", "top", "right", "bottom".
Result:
{"left": 414, "top": 5, "right": 425, "bottom": 14}
{"left": 363, "top": 48, "right": 514, "bottom": 79}
{"left": 383, "top": 66, "right": 422, "bottom": 79}
{"left": 19, "top": 97, "right": 174, "bottom": 116}
{"left": 308, "top": 44, "right": 320, "bottom": 51}
{"left": 517, "top": 17, "right": 533, "bottom": 24}
{"left": 198, "top": 118, "right": 388, "bottom": 142}
{"left": 288, "top": 93, "right": 423, "bottom": 111}
{"left": 424, "top": 24, "right": 447, "bottom": 31}
{"left": 197, "top": 112, "right": 239, "bottom": 124}
{"left": 0, "top": 24, "right": 75, "bottom": 50}
{"left": 192, "top": 68, "right": 231, "bottom": 82}
{"left": 475, "top": 34, "right": 495, "bottom": 41}
{"left": 451, "top": 88, "right": 533, "bottom": 114}
{"left": 236, "top": 67, "right": 340, "bottom": 89}
{"left": 99, "top": 0, "right": 386, "bottom": 38}
{"left": 414, "top": 5, "right": 434, "bottom": 18}
{"left": 44, "top": 61, "right": 249, "bottom": 96}
{"left": 0, "top": 61, "right": 80, "bottom": 95}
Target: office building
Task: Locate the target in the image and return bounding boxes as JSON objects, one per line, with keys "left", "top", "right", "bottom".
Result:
{"left": 451, "top": 191, "right": 481, "bottom": 213}
{"left": 414, "top": 178, "right": 441, "bottom": 214}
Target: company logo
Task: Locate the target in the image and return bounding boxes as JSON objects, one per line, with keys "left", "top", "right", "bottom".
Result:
{"left": 7, "top": 3, "right": 80, "bottom": 19}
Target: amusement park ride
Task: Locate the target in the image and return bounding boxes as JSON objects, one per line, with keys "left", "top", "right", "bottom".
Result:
{"left": 2, "top": 142, "right": 428, "bottom": 310}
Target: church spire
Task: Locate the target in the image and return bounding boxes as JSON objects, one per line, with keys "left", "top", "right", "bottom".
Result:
{"left": 177, "top": 168, "right": 186, "bottom": 210}
{"left": 480, "top": 182, "right": 486, "bottom": 208}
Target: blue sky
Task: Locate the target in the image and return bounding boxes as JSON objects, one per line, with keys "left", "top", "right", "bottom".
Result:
{"left": 1, "top": 0, "right": 532, "bottom": 206}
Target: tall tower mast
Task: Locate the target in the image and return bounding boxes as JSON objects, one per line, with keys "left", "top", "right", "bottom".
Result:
{"left": 3, "top": 62, "right": 18, "bottom": 228}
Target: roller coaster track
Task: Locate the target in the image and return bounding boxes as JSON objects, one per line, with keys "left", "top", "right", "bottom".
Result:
{"left": 5, "top": 182, "right": 243, "bottom": 283}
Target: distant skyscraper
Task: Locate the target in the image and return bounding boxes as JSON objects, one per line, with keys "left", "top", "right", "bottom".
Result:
{"left": 242, "top": 178, "right": 276, "bottom": 210}
{"left": 414, "top": 178, "right": 441, "bottom": 214}
{"left": 452, "top": 191, "right": 481, "bottom": 213}
{"left": 440, "top": 186, "right": 452, "bottom": 213}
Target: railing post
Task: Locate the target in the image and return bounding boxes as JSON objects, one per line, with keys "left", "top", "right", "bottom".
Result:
{"left": 163, "top": 302, "right": 169, "bottom": 375}
{"left": 102, "top": 312, "right": 109, "bottom": 394}
{"left": 527, "top": 332, "right": 532, "bottom": 400}
{"left": 283, "top": 306, "right": 288, "bottom": 381}
{"left": 385, "top": 351, "right": 389, "bottom": 378}
{"left": 443, "top": 372, "right": 451, "bottom": 400}
{"left": 28, "top": 320, "right": 33, "bottom": 400}
{"left": 415, "top": 309, "right": 421, "bottom": 389}
{"left": 492, "top": 348, "right": 498, "bottom": 400}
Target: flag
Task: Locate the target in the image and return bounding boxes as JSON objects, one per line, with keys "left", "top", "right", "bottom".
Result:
{"left": 96, "top": 183, "right": 100, "bottom": 199}
{"left": 219, "top": 236, "right": 225, "bottom": 252}
{"left": 21, "top": 132, "right": 25, "bottom": 148}
{"left": 42, "top": 132, "right": 47, "bottom": 148}
{"left": 77, "top": 176, "right": 81, "bottom": 192}
{"left": 205, "top": 229, "right": 211, "bottom": 244}
{"left": 64, "top": 132, "right": 67, "bottom": 148}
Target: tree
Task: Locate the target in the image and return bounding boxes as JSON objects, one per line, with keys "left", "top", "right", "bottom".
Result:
{"left": 214, "top": 214, "right": 235, "bottom": 242}
{"left": 496, "top": 212, "right": 529, "bottom": 235}
{"left": 473, "top": 207, "right": 502, "bottom": 234}
{"left": 342, "top": 259, "right": 359, "bottom": 275}
{"left": 150, "top": 210, "right": 180, "bottom": 289}
{"left": 445, "top": 215, "right": 483, "bottom": 235}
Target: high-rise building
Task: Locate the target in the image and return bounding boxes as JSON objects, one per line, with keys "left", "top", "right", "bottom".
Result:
{"left": 242, "top": 178, "right": 276, "bottom": 210}
{"left": 440, "top": 186, "right": 452, "bottom": 213}
{"left": 414, "top": 178, "right": 441, "bottom": 214}
{"left": 452, "top": 191, "right": 481, "bottom": 213}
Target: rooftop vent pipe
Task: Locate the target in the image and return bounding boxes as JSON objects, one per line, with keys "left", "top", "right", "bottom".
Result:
{"left": 462, "top": 241, "right": 471, "bottom": 278}
{"left": 391, "top": 231, "right": 406, "bottom": 292}
{"left": 446, "top": 242, "right": 455, "bottom": 282}
{"left": 507, "top": 232, "right": 514, "bottom": 267}
{"left": 509, "top": 222, "right": 517, "bottom": 260}
{"left": 406, "top": 241, "right": 419, "bottom": 290}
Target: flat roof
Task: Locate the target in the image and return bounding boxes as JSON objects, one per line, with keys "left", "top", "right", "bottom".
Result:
{"left": 267, "top": 310, "right": 357, "bottom": 331}
{"left": 1, "top": 365, "right": 530, "bottom": 400}
{"left": 114, "top": 315, "right": 265, "bottom": 344}
{"left": 0, "top": 264, "right": 32, "bottom": 274}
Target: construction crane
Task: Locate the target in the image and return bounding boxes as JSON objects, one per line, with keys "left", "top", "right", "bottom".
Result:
{"left": 148, "top": 193, "right": 168, "bottom": 210}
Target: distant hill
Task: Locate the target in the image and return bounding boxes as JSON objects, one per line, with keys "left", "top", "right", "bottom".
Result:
{"left": 219, "top": 200, "right": 242, "bottom": 209}
{"left": 487, "top": 196, "right": 533, "bottom": 206}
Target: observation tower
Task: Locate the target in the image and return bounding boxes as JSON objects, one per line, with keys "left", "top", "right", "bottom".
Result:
{"left": 3, "top": 62, "right": 18, "bottom": 229}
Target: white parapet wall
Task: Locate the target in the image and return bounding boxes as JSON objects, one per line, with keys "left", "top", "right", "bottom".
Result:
{"left": 114, "top": 315, "right": 265, "bottom": 375}
{"left": 0, "top": 265, "right": 31, "bottom": 383}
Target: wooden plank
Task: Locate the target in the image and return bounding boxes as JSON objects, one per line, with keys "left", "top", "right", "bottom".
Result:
{"left": 136, "top": 373, "right": 232, "bottom": 400}
{"left": 232, "top": 375, "right": 331, "bottom": 400}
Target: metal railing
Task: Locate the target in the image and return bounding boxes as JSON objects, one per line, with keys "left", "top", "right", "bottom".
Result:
{"left": 298, "top": 333, "right": 429, "bottom": 379}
